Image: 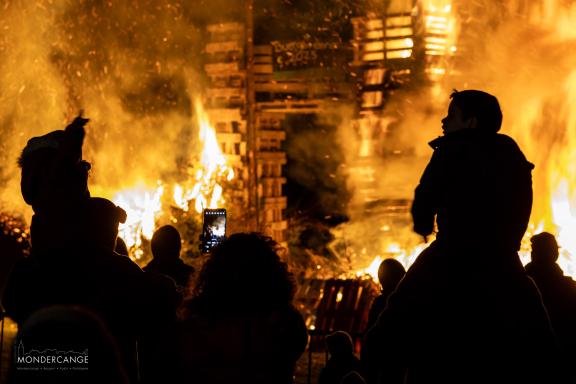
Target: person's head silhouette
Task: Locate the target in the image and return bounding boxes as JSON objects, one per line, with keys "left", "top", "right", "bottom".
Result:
{"left": 13, "top": 306, "right": 128, "bottom": 383}
{"left": 442, "top": 90, "right": 502, "bottom": 135}
{"left": 325, "top": 331, "right": 354, "bottom": 358}
{"left": 377, "top": 258, "right": 406, "bottom": 292}
{"left": 530, "top": 232, "right": 559, "bottom": 265}
{"left": 151, "top": 225, "right": 182, "bottom": 262}
{"left": 18, "top": 115, "right": 91, "bottom": 212}
{"left": 78, "top": 197, "right": 127, "bottom": 251}
{"left": 192, "top": 232, "right": 294, "bottom": 313}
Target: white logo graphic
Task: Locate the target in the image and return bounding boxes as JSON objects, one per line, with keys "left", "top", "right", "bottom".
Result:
{"left": 16, "top": 341, "right": 89, "bottom": 371}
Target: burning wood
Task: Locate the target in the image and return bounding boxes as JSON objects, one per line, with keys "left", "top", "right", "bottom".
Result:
{"left": 111, "top": 99, "right": 235, "bottom": 260}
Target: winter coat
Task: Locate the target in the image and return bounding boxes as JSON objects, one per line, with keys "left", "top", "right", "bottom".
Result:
{"left": 411, "top": 129, "right": 534, "bottom": 255}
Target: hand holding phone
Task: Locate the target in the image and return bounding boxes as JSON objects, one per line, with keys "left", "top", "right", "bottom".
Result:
{"left": 200, "top": 208, "right": 227, "bottom": 253}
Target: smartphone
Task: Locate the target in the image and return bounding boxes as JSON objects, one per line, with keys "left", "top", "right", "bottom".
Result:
{"left": 201, "top": 208, "right": 227, "bottom": 253}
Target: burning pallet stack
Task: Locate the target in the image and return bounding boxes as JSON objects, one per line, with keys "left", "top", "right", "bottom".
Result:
{"left": 203, "top": 22, "right": 251, "bottom": 232}
{"left": 200, "top": 2, "right": 458, "bottom": 273}
{"left": 203, "top": 21, "right": 356, "bottom": 248}
{"left": 203, "top": 23, "right": 292, "bottom": 246}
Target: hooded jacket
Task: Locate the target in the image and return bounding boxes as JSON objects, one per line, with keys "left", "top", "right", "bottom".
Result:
{"left": 411, "top": 129, "right": 534, "bottom": 253}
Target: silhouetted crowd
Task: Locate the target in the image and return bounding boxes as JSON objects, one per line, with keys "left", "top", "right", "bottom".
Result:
{"left": 1, "top": 115, "right": 307, "bottom": 384}
{"left": 3, "top": 90, "right": 576, "bottom": 384}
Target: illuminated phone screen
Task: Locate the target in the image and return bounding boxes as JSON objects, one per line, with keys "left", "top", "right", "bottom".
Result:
{"left": 202, "top": 208, "right": 226, "bottom": 252}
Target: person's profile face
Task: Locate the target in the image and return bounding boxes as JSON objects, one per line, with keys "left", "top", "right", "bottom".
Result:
{"left": 441, "top": 102, "right": 471, "bottom": 135}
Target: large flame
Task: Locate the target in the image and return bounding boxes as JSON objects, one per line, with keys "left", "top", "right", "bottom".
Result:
{"left": 2, "top": 0, "right": 576, "bottom": 278}
{"left": 191, "top": 98, "right": 235, "bottom": 213}
{"left": 354, "top": 1, "right": 576, "bottom": 280}
{"left": 503, "top": 2, "right": 576, "bottom": 278}
{"left": 111, "top": 99, "right": 234, "bottom": 259}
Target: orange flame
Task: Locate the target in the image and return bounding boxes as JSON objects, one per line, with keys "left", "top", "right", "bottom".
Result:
{"left": 357, "top": 1, "right": 576, "bottom": 280}
{"left": 191, "top": 98, "right": 235, "bottom": 213}
{"left": 111, "top": 99, "right": 234, "bottom": 259}
{"left": 113, "top": 183, "right": 164, "bottom": 260}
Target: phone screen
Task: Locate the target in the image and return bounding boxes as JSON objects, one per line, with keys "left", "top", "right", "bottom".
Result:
{"left": 201, "top": 208, "right": 226, "bottom": 253}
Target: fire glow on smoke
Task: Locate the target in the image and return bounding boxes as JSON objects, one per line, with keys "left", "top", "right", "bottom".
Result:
{"left": 339, "top": 0, "right": 576, "bottom": 280}
{"left": 1, "top": 1, "right": 576, "bottom": 277}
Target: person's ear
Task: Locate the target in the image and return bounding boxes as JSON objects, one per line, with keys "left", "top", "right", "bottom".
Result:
{"left": 466, "top": 116, "right": 478, "bottom": 130}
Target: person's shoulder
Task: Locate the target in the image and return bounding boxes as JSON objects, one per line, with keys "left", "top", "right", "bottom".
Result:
{"left": 142, "top": 259, "right": 156, "bottom": 272}
{"left": 112, "top": 251, "right": 141, "bottom": 268}
{"left": 524, "top": 261, "right": 537, "bottom": 275}
{"left": 493, "top": 133, "right": 534, "bottom": 167}
{"left": 99, "top": 250, "right": 144, "bottom": 275}
{"left": 494, "top": 133, "right": 521, "bottom": 147}
{"left": 493, "top": 134, "right": 529, "bottom": 157}
{"left": 147, "top": 269, "right": 178, "bottom": 287}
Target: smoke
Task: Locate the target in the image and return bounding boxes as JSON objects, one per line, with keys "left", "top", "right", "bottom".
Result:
{"left": 0, "top": 1, "right": 210, "bottom": 219}
{"left": 285, "top": 110, "right": 352, "bottom": 221}
{"left": 328, "top": 0, "right": 576, "bottom": 274}
{"left": 322, "top": 85, "right": 426, "bottom": 273}
{"left": 5, "top": 0, "right": 575, "bottom": 273}
{"left": 253, "top": 0, "right": 375, "bottom": 43}
{"left": 443, "top": 1, "right": 576, "bottom": 238}
{"left": 0, "top": 0, "right": 381, "bottom": 214}
{"left": 0, "top": 2, "right": 68, "bottom": 216}
{"left": 441, "top": 0, "right": 576, "bottom": 275}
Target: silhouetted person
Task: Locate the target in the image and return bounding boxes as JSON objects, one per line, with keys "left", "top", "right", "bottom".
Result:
{"left": 3, "top": 197, "right": 180, "bottom": 383}
{"left": 362, "top": 90, "right": 561, "bottom": 384}
{"left": 5, "top": 120, "right": 182, "bottom": 382}
{"left": 18, "top": 115, "right": 91, "bottom": 252}
{"left": 144, "top": 225, "right": 194, "bottom": 290}
{"left": 5, "top": 115, "right": 94, "bottom": 326}
{"left": 176, "top": 232, "right": 308, "bottom": 384}
{"left": 9, "top": 306, "right": 128, "bottom": 384}
{"left": 525, "top": 232, "right": 576, "bottom": 381}
{"left": 365, "top": 259, "right": 406, "bottom": 332}
{"left": 319, "top": 331, "right": 364, "bottom": 384}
